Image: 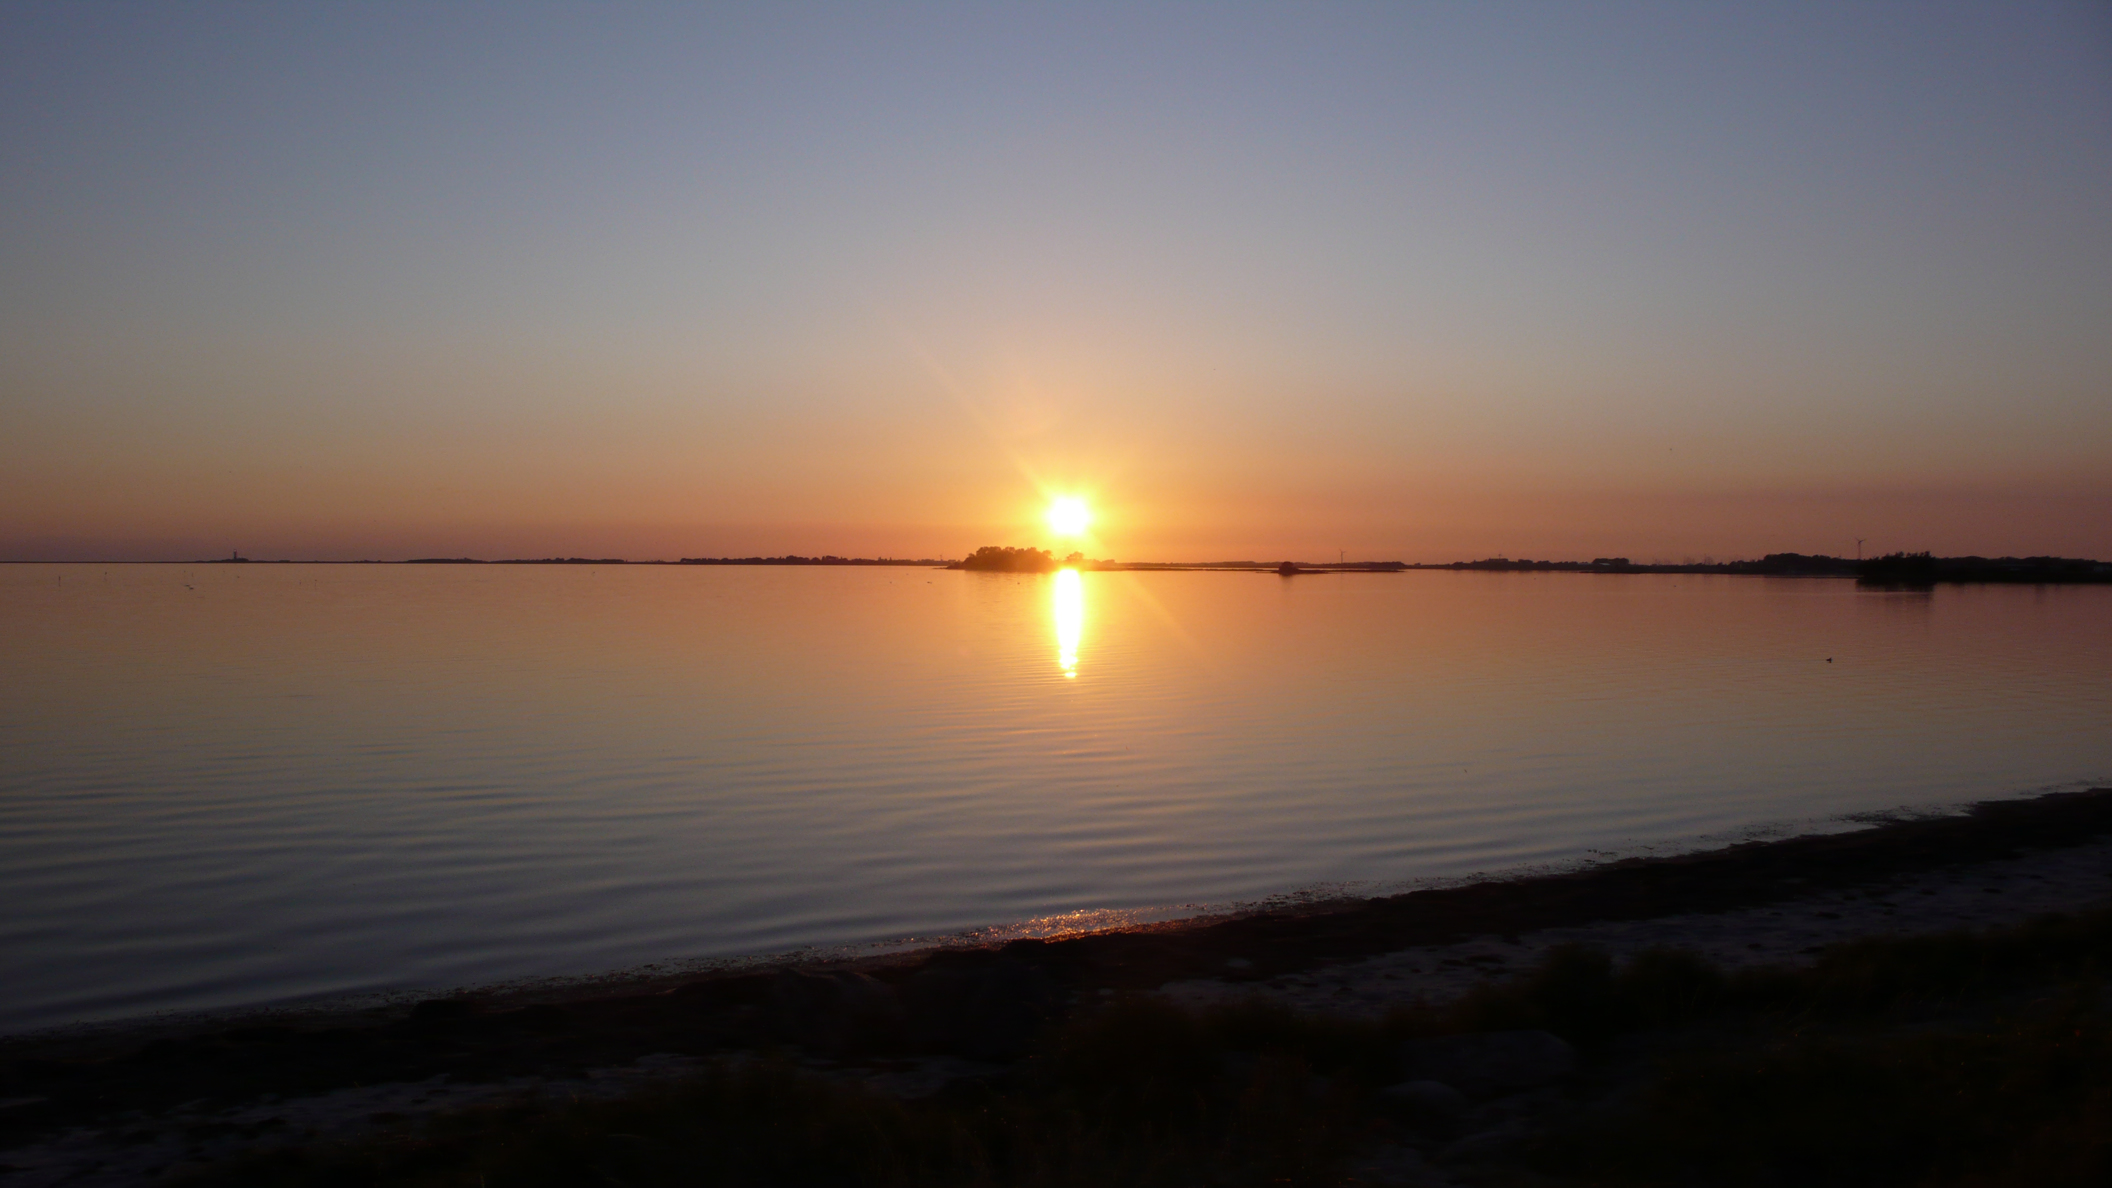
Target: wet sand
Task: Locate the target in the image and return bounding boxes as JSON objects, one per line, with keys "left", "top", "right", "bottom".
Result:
{"left": 1162, "top": 829, "right": 2112, "bottom": 1017}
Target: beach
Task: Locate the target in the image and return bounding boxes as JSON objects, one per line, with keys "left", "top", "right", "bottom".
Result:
{"left": 6, "top": 786, "right": 2112, "bottom": 1186}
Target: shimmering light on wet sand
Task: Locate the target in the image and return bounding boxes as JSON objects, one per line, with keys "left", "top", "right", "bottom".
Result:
{"left": 0, "top": 564, "right": 2108, "bottom": 1031}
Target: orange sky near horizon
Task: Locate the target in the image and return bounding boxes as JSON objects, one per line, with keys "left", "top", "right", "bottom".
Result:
{"left": 2, "top": 5, "right": 2107, "bottom": 564}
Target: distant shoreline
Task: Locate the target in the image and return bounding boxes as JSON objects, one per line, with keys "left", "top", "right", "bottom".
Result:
{"left": 10, "top": 551, "right": 2108, "bottom": 583}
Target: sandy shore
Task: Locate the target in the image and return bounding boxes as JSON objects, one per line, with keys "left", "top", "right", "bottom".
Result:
{"left": 5, "top": 787, "right": 2111, "bottom": 1187}
{"left": 1162, "top": 832, "right": 2112, "bottom": 1018}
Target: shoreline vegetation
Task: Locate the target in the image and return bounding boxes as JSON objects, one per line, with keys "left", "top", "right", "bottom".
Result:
{"left": 7, "top": 789, "right": 2112, "bottom": 1185}
{"left": 158, "top": 550, "right": 2112, "bottom": 584}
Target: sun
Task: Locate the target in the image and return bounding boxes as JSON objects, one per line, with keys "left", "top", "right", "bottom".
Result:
{"left": 1047, "top": 497, "right": 1091, "bottom": 537}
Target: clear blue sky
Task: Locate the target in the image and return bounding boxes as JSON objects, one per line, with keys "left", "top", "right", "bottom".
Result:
{"left": 4, "top": 2, "right": 2108, "bottom": 561}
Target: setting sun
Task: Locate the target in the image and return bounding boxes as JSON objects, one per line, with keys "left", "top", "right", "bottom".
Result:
{"left": 1047, "top": 497, "right": 1091, "bottom": 537}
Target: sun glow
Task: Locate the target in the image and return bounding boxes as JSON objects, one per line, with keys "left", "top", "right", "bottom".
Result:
{"left": 1047, "top": 497, "right": 1091, "bottom": 537}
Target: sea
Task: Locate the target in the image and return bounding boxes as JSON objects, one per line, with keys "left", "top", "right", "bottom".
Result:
{"left": 3, "top": 562, "right": 2108, "bottom": 1033}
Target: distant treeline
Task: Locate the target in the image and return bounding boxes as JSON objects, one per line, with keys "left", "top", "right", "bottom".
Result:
{"left": 1853, "top": 552, "right": 2112, "bottom": 586}
{"left": 243, "top": 552, "right": 2112, "bottom": 583}
{"left": 1429, "top": 553, "right": 1855, "bottom": 576}
{"left": 948, "top": 546, "right": 1422, "bottom": 572}
{"left": 397, "top": 556, "right": 952, "bottom": 566}
{"left": 951, "top": 546, "right": 1170, "bottom": 571}
{"left": 406, "top": 557, "right": 629, "bottom": 565}
{"left": 953, "top": 546, "right": 1068, "bottom": 572}
{"left": 675, "top": 555, "right": 952, "bottom": 567}
{"left": 1427, "top": 552, "right": 2111, "bottom": 584}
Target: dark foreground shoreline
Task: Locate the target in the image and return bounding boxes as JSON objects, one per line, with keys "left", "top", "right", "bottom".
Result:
{"left": 8, "top": 787, "right": 2112, "bottom": 1184}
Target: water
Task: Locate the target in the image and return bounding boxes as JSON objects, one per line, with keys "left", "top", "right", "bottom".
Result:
{"left": 3, "top": 563, "right": 2108, "bottom": 1032}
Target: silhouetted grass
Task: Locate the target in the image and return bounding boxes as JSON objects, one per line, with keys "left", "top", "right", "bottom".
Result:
{"left": 1435, "top": 908, "right": 2112, "bottom": 1045}
{"left": 1534, "top": 990, "right": 2112, "bottom": 1187}
{"left": 180, "top": 907, "right": 2112, "bottom": 1187}
{"left": 1503, "top": 910, "right": 2112, "bottom": 1186}
{"left": 182, "top": 999, "right": 1374, "bottom": 1188}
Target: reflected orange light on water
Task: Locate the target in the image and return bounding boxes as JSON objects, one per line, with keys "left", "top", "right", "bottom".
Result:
{"left": 1053, "top": 568, "right": 1083, "bottom": 677}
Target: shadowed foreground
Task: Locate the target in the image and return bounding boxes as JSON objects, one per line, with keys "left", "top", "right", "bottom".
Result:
{"left": 180, "top": 909, "right": 2112, "bottom": 1186}
{"left": 8, "top": 789, "right": 2112, "bottom": 1186}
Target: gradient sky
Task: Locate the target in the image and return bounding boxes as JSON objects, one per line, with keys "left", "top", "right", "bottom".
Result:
{"left": 3, "top": 1, "right": 2108, "bottom": 562}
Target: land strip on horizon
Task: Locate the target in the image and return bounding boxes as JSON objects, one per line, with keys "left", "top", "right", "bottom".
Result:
{"left": 119, "top": 551, "right": 2112, "bottom": 583}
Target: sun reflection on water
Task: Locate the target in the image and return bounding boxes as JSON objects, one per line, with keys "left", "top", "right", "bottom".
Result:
{"left": 1053, "top": 568, "right": 1083, "bottom": 677}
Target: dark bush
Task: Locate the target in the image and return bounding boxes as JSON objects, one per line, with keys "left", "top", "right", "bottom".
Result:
{"left": 1618, "top": 947, "right": 1726, "bottom": 1025}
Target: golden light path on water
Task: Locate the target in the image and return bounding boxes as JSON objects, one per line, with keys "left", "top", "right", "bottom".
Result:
{"left": 1053, "top": 568, "right": 1083, "bottom": 677}
{"left": 3, "top": 566, "right": 2111, "bottom": 1033}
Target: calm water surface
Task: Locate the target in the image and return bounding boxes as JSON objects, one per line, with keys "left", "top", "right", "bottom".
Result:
{"left": 3, "top": 564, "right": 2108, "bottom": 1031}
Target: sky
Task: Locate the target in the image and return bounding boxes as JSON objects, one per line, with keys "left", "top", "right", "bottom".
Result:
{"left": 3, "top": 1, "right": 2108, "bottom": 563}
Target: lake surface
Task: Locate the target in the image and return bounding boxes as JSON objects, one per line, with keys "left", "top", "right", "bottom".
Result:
{"left": 3, "top": 564, "right": 2108, "bottom": 1032}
